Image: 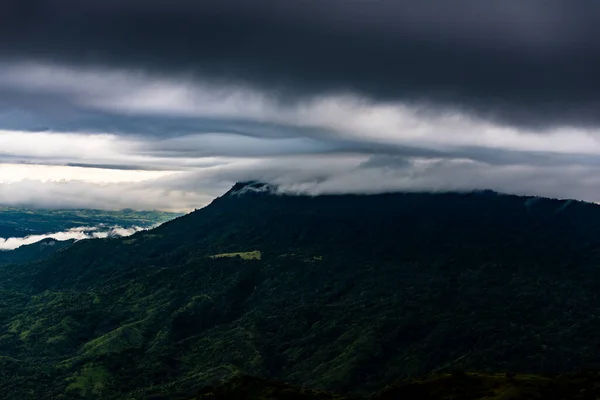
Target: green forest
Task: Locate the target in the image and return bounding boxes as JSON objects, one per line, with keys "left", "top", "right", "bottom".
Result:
{"left": 2, "top": 182, "right": 600, "bottom": 398}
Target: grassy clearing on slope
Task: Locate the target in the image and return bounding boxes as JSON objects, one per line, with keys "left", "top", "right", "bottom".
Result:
{"left": 65, "top": 363, "right": 111, "bottom": 397}
{"left": 80, "top": 321, "right": 145, "bottom": 357}
{"left": 210, "top": 251, "right": 261, "bottom": 260}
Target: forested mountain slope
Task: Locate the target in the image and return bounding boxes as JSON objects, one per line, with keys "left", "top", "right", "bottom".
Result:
{"left": 0, "top": 238, "right": 74, "bottom": 266}
{"left": 2, "top": 182, "right": 600, "bottom": 398}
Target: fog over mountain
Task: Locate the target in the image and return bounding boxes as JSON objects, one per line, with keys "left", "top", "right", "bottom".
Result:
{"left": 3, "top": 1, "right": 600, "bottom": 209}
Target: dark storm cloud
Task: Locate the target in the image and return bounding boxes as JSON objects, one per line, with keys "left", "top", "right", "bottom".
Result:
{"left": 4, "top": 0, "right": 600, "bottom": 128}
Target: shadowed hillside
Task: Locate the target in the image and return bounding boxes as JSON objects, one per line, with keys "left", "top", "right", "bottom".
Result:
{"left": 2, "top": 182, "right": 600, "bottom": 398}
{"left": 186, "top": 372, "right": 600, "bottom": 400}
{"left": 0, "top": 238, "right": 74, "bottom": 266}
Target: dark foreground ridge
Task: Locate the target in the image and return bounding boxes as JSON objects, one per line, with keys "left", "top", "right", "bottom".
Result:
{"left": 186, "top": 372, "right": 600, "bottom": 400}
{"left": 1, "top": 183, "right": 600, "bottom": 398}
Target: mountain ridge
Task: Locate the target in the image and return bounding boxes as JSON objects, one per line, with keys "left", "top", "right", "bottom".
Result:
{"left": 221, "top": 180, "right": 597, "bottom": 206}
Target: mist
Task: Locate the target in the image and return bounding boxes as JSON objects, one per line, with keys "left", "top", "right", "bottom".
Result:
{"left": 0, "top": 225, "right": 145, "bottom": 251}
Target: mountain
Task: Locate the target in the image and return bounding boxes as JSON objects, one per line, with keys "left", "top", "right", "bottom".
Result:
{"left": 2, "top": 182, "right": 600, "bottom": 398}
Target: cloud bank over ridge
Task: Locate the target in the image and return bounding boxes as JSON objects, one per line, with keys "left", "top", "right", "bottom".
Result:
{"left": 2, "top": 1, "right": 600, "bottom": 209}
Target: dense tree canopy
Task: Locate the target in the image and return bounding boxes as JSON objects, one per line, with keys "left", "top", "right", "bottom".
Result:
{"left": 2, "top": 183, "right": 600, "bottom": 398}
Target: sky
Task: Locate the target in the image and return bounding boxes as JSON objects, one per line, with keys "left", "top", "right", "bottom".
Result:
{"left": 3, "top": 0, "right": 600, "bottom": 211}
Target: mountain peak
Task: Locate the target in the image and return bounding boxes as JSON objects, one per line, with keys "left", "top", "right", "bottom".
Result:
{"left": 225, "top": 181, "right": 279, "bottom": 197}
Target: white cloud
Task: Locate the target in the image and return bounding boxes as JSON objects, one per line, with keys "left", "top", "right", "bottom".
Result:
{"left": 0, "top": 163, "right": 176, "bottom": 183}
{"left": 0, "top": 130, "right": 128, "bottom": 160}
{"left": 0, "top": 178, "right": 213, "bottom": 212}
{"left": 0, "top": 225, "right": 145, "bottom": 251}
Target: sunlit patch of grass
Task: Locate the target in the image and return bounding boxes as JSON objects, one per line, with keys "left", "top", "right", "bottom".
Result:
{"left": 210, "top": 251, "right": 261, "bottom": 260}
{"left": 80, "top": 321, "right": 145, "bottom": 356}
{"left": 65, "top": 363, "right": 111, "bottom": 397}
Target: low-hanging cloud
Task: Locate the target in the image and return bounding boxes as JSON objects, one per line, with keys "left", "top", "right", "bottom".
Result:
{"left": 0, "top": 225, "right": 145, "bottom": 251}
{"left": 3, "top": 81, "right": 600, "bottom": 210}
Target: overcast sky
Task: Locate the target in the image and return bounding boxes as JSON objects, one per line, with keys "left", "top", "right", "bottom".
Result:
{"left": 3, "top": 0, "right": 600, "bottom": 211}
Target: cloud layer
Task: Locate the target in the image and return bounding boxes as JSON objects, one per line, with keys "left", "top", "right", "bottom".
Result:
{"left": 4, "top": 0, "right": 600, "bottom": 127}
{"left": 0, "top": 225, "right": 144, "bottom": 251}
{"left": 2, "top": 2, "right": 600, "bottom": 209}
